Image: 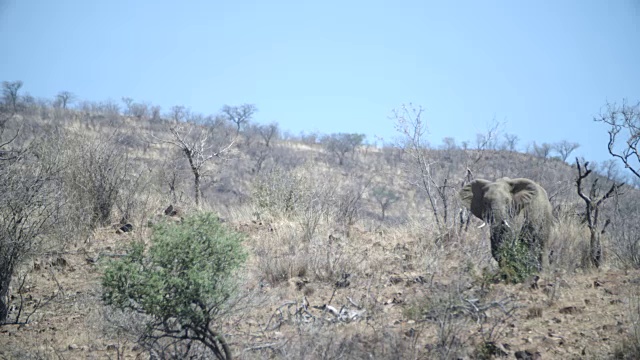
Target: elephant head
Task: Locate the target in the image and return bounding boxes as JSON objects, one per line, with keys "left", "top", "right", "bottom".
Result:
{"left": 459, "top": 177, "right": 552, "bottom": 270}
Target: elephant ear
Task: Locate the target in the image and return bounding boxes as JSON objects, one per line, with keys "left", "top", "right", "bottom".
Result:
{"left": 460, "top": 179, "right": 491, "bottom": 219}
{"left": 507, "top": 178, "right": 539, "bottom": 208}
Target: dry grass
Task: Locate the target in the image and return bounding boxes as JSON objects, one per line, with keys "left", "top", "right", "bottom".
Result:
{"left": 2, "top": 109, "right": 640, "bottom": 359}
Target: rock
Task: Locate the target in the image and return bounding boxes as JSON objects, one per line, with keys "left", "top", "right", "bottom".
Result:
{"left": 164, "top": 204, "right": 181, "bottom": 216}
{"left": 526, "top": 307, "right": 543, "bottom": 319}
{"left": 335, "top": 273, "right": 351, "bottom": 288}
{"left": 51, "top": 257, "right": 67, "bottom": 268}
{"left": 515, "top": 349, "right": 541, "bottom": 360}
{"left": 116, "top": 223, "right": 133, "bottom": 234}
{"left": 479, "top": 341, "right": 508, "bottom": 357}
{"left": 288, "top": 277, "right": 308, "bottom": 291}
{"left": 68, "top": 344, "right": 78, "bottom": 350}
{"left": 559, "top": 306, "right": 581, "bottom": 315}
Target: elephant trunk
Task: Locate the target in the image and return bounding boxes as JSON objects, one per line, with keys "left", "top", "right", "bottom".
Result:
{"left": 489, "top": 208, "right": 513, "bottom": 263}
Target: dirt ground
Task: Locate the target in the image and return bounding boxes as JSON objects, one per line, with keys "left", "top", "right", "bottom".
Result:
{"left": 1, "top": 221, "right": 639, "bottom": 360}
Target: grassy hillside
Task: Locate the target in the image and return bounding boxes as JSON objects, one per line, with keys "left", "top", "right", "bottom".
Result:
{"left": 1, "top": 98, "right": 640, "bottom": 359}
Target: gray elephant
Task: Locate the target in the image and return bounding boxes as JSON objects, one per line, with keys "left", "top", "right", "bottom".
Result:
{"left": 459, "top": 177, "right": 553, "bottom": 271}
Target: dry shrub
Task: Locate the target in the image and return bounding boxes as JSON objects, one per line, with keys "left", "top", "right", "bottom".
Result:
{"left": 613, "top": 286, "right": 640, "bottom": 359}
{"left": 395, "top": 218, "right": 495, "bottom": 281}
{"left": 307, "top": 232, "right": 364, "bottom": 282}
{"left": 250, "top": 220, "right": 365, "bottom": 286}
{"left": 402, "top": 273, "right": 519, "bottom": 360}
{"left": 252, "top": 222, "right": 309, "bottom": 286}
{"left": 62, "top": 130, "right": 133, "bottom": 229}
{"left": 246, "top": 324, "right": 415, "bottom": 360}
{"left": 252, "top": 163, "right": 335, "bottom": 241}
{"left": 548, "top": 211, "right": 592, "bottom": 272}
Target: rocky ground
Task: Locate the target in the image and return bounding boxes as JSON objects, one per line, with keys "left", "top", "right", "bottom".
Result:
{"left": 1, "top": 218, "right": 639, "bottom": 360}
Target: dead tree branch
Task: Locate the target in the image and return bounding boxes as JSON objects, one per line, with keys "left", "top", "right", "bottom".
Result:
{"left": 575, "top": 158, "right": 624, "bottom": 268}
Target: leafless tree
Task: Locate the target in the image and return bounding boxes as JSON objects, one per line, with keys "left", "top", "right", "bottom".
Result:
{"left": 553, "top": 140, "right": 580, "bottom": 162}
{"left": 393, "top": 104, "right": 456, "bottom": 231}
{"left": 121, "top": 97, "right": 133, "bottom": 115}
{"left": 529, "top": 141, "right": 553, "bottom": 159}
{"left": 2, "top": 81, "right": 23, "bottom": 112}
{"left": 475, "top": 121, "right": 502, "bottom": 151}
{"left": 221, "top": 104, "right": 257, "bottom": 136}
{"left": 150, "top": 105, "right": 162, "bottom": 122}
{"left": 129, "top": 102, "right": 149, "bottom": 120}
{"left": 152, "top": 116, "right": 237, "bottom": 206}
{"left": 335, "top": 174, "right": 372, "bottom": 230}
{"left": 169, "top": 105, "right": 189, "bottom": 122}
{"left": 99, "top": 99, "right": 120, "bottom": 116}
{"left": 371, "top": 186, "right": 400, "bottom": 222}
{"left": 321, "top": 133, "right": 366, "bottom": 166}
{"left": 575, "top": 158, "right": 624, "bottom": 268}
{"left": 598, "top": 159, "right": 625, "bottom": 183}
{"left": 502, "top": 133, "right": 519, "bottom": 151}
{"left": 55, "top": 91, "right": 75, "bottom": 109}
{"left": 0, "top": 129, "right": 64, "bottom": 324}
{"left": 120, "top": 98, "right": 150, "bottom": 120}
{"left": 595, "top": 100, "right": 640, "bottom": 179}
{"left": 441, "top": 137, "right": 457, "bottom": 151}
{"left": 299, "top": 131, "right": 320, "bottom": 145}
{"left": 258, "top": 122, "right": 279, "bottom": 147}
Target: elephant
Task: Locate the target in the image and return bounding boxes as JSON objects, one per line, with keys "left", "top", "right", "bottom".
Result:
{"left": 459, "top": 177, "right": 553, "bottom": 271}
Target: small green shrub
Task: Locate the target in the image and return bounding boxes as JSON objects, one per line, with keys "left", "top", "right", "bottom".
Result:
{"left": 496, "top": 238, "right": 539, "bottom": 284}
{"left": 102, "top": 212, "right": 247, "bottom": 360}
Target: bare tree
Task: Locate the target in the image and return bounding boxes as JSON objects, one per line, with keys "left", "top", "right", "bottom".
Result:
{"left": 475, "top": 121, "right": 502, "bottom": 151}
{"left": 321, "top": 133, "right": 365, "bottom": 166}
{"left": 1, "top": 131, "right": 64, "bottom": 324}
{"left": 258, "top": 122, "right": 279, "bottom": 147}
{"left": 169, "top": 105, "right": 189, "bottom": 122}
{"left": 595, "top": 100, "right": 640, "bottom": 179}
{"left": 441, "top": 137, "right": 457, "bottom": 151}
{"left": 129, "top": 102, "right": 149, "bottom": 120}
{"left": 598, "top": 159, "right": 625, "bottom": 183}
{"left": 371, "top": 186, "right": 400, "bottom": 222}
{"left": 153, "top": 116, "right": 237, "bottom": 206}
{"left": 150, "top": 105, "right": 162, "bottom": 122}
{"left": 529, "top": 141, "right": 553, "bottom": 159}
{"left": 575, "top": 158, "right": 624, "bottom": 268}
{"left": 502, "top": 133, "right": 519, "bottom": 151}
{"left": 121, "top": 97, "right": 133, "bottom": 115}
{"left": 221, "top": 104, "right": 257, "bottom": 136}
{"left": 335, "top": 175, "right": 372, "bottom": 230}
{"left": 393, "top": 104, "right": 456, "bottom": 231}
{"left": 55, "top": 91, "right": 75, "bottom": 109}
{"left": 2, "top": 81, "right": 23, "bottom": 112}
{"left": 553, "top": 140, "right": 580, "bottom": 162}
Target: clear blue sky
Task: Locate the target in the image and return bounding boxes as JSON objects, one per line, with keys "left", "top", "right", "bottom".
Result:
{"left": 1, "top": 0, "right": 638, "bottom": 164}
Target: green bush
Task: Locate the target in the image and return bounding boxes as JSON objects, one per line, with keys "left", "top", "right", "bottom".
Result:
{"left": 102, "top": 212, "right": 247, "bottom": 360}
{"left": 496, "top": 238, "right": 539, "bottom": 284}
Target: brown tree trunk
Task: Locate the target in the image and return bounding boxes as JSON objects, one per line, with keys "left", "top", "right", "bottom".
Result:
{"left": 0, "top": 273, "right": 11, "bottom": 324}
{"left": 590, "top": 229, "right": 602, "bottom": 268}
{"left": 194, "top": 171, "right": 201, "bottom": 206}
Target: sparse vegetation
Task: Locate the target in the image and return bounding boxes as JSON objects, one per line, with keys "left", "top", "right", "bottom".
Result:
{"left": 1, "top": 83, "right": 640, "bottom": 359}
